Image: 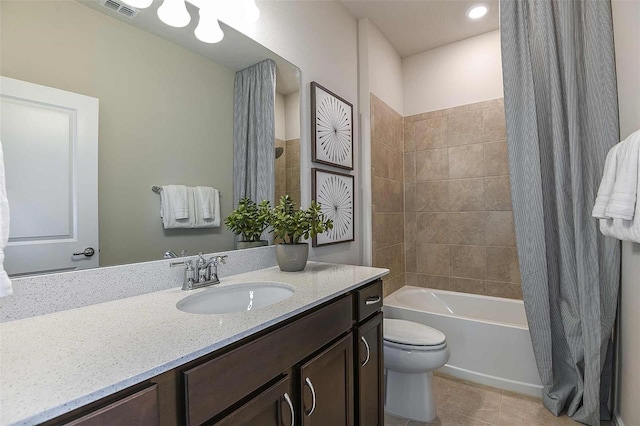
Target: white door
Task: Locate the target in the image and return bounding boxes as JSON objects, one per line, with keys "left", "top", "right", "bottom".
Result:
{"left": 0, "top": 76, "right": 99, "bottom": 276}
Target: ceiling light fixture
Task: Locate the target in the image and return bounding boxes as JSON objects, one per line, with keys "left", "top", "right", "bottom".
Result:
{"left": 120, "top": 0, "right": 260, "bottom": 43}
{"left": 466, "top": 3, "right": 490, "bottom": 19}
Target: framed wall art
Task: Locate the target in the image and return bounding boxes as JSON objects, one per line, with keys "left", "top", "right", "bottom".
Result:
{"left": 311, "top": 82, "right": 353, "bottom": 170}
{"left": 312, "top": 168, "right": 355, "bottom": 247}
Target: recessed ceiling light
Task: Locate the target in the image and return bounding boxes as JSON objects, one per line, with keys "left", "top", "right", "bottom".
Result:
{"left": 466, "top": 3, "right": 490, "bottom": 20}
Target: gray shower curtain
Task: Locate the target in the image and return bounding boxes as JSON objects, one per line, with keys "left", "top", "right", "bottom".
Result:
{"left": 233, "top": 59, "right": 276, "bottom": 215}
{"left": 500, "top": 0, "right": 620, "bottom": 424}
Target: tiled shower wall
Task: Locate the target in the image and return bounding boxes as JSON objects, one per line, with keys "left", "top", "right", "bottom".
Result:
{"left": 275, "top": 138, "right": 300, "bottom": 207}
{"left": 371, "top": 95, "right": 405, "bottom": 297}
{"left": 404, "top": 99, "right": 522, "bottom": 299}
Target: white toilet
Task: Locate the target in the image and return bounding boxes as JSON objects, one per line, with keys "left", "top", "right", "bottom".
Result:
{"left": 383, "top": 318, "right": 450, "bottom": 422}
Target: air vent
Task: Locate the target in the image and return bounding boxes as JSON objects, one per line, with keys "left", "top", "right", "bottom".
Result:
{"left": 99, "top": 0, "right": 140, "bottom": 19}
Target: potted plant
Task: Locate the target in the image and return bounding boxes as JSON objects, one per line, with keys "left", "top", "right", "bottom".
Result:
{"left": 225, "top": 198, "right": 271, "bottom": 249}
{"left": 269, "top": 195, "right": 333, "bottom": 272}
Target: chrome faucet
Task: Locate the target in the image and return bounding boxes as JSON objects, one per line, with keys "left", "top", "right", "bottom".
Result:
{"left": 171, "top": 253, "right": 228, "bottom": 290}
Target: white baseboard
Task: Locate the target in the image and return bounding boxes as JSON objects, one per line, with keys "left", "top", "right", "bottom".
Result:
{"left": 613, "top": 410, "right": 625, "bottom": 426}
{"left": 438, "top": 364, "right": 543, "bottom": 398}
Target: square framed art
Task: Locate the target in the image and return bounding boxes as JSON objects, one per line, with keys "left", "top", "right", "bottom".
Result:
{"left": 311, "top": 82, "right": 353, "bottom": 170}
{"left": 312, "top": 168, "right": 355, "bottom": 246}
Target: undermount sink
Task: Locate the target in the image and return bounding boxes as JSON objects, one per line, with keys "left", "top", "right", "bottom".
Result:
{"left": 176, "top": 282, "right": 295, "bottom": 315}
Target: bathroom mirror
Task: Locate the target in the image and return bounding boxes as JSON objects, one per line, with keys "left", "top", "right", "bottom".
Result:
{"left": 0, "top": 0, "right": 301, "bottom": 276}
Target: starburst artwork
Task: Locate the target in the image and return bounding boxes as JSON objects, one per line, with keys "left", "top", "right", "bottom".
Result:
{"left": 311, "top": 82, "right": 353, "bottom": 170}
{"left": 312, "top": 168, "right": 354, "bottom": 246}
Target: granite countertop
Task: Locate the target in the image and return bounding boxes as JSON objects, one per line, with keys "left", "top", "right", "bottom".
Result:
{"left": 0, "top": 262, "right": 388, "bottom": 426}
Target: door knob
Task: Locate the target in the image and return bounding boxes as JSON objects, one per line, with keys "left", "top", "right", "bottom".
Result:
{"left": 73, "top": 247, "right": 95, "bottom": 257}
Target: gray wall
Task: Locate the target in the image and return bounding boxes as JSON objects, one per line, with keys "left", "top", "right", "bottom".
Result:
{"left": 0, "top": 1, "right": 236, "bottom": 266}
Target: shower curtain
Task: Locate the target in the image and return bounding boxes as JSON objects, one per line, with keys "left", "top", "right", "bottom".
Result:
{"left": 233, "top": 59, "right": 276, "bottom": 240}
{"left": 500, "top": 0, "right": 620, "bottom": 424}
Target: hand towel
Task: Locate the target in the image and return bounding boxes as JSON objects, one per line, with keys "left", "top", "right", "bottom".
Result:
{"left": 605, "top": 130, "right": 640, "bottom": 220}
{"left": 194, "top": 187, "right": 220, "bottom": 228}
{"left": 160, "top": 186, "right": 195, "bottom": 229}
{"left": 592, "top": 144, "right": 620, "bottom": 219}
{"left": 0, "top": 141, "right": 13, "bottom": 297}
{"left": 162, "top": 185, "right": 189, "bottom": 220}
{"left": 196, "top": 186, "right": 215, "bottom": 219}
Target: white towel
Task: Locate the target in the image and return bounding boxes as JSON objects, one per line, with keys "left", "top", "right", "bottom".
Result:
{"left": 194, "top": 187, "right": 220, "bottom": 228}
{"left": 0, "top": 141, "right": 13, "bottom": 297}
{"left": 605, "top": 131, "right": 640, "bottom": 220}
{"left": 599, "top": 158, "right": 640, "bottom": 243}
{"left": 592, "top": 143, "right": 620, "bottom": 219}
{"left": 160, "top": 186, "right": 195, "bottom": 229}
{"left": 162, "top": 185, "right": 189, "bottom": 220}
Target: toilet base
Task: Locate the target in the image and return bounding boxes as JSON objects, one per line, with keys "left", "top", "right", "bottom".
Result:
{"left": 384, "top": 369, "right": 437, "bottom": 422}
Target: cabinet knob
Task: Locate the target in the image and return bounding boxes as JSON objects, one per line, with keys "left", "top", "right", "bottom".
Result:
{"left": 304, "top": 377, "right": 317, "bottom": 417}
{"left": 361, "top": 336, "right": 371, "bottom": 367}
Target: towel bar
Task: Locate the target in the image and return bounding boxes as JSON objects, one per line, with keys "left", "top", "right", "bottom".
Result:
{"left": 151, "top": 186, "right": 221, "bottom": 196}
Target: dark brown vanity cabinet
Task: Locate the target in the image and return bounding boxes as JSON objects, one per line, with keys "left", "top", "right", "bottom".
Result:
{"left": 48, "top": 279, "right": 384, "bottom": 426}
{"left": 354, "top": 281, "right": 384, "bottom": 426}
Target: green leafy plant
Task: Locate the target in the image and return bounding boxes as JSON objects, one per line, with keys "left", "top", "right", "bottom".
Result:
{"left": 224, "top": 198, "right": 271, "bottom": 242}
{"left": 269, "top": 195, "right": 333, "bottom": 244}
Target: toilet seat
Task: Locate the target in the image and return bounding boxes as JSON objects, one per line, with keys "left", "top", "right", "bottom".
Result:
{"left": 383, "top": 339, "right": 448, "bottom": 352}
{"left": 384, "top": 318, "right": 446, "bottom": 349}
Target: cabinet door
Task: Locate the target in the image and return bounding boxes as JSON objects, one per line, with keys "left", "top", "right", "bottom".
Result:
{"left": 300, "top": 334, "right": 354, "bottom": 426}
{"left": 215, "top": 375, "right": 295, "bottom": 426}
{"left": 356, "top": 312, "right": 384, "bottom": 426}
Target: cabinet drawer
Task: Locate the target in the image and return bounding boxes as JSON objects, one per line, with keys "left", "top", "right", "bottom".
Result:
{"left": 65, "top": 385, "right": 159, "bottom": 426}
{"left": 184, "top": 295, "right": 352, "bottom": 426}
{"left": 355, "top": 281, "right": 382, "bottom": 322}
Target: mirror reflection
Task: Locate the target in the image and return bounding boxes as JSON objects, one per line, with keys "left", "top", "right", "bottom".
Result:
{"left": 0, "top": 0, "right": 300, "bottom": 276}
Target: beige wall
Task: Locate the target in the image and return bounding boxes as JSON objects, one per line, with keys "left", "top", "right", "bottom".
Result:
{"left": 402, "top": 30, "right": 503, "bottom": 116}
{"left": 284, "top": 91, "right": 300, "bottom": 141}
{"left": 1, "top": 1, "right": 236, "bottom": 266}
{"left": 404, "top": 99, "right": 521, "bottom": 299}
{"left": 612, "top": 0, "right": 640, "bottom": 424}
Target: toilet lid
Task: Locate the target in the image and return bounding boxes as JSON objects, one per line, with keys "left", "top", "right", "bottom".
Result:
{"left": 383, "top": 319, "right": 446, "bottom": 346}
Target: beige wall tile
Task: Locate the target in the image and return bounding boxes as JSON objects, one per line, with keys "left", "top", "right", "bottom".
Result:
{"left": 486, "top": 281, "right": 523, "bottom": 299}
{"left": 416, "top": 148, "right": 449, "bottom": 181}
{"left": 404, "top": 212, "right": 416, "bottom": 243}
{"left": 486, "top": 247, "right": 521, "bottom": 282}
{"left": 404, "top": 152, "right": 416, "bottom": 183}
{"left": 447, "top": 110, "right": 484, "bottom": 146}
{"left": 371, "top": 140, "right": 390, "bottom": 179}
{"left": 289, "top": 191, "right": 300, "bottom": 209}
{"left": 416, "top": 181, "right": 450, "bottom": 212}
{"left": 448, "top": 144, "right": 485, "bottom": 179}
{"left": 415, "top": 116, "right": 448, "bottom": 150}
{"left": 417, "top": 243, "right": 450, "bottom": 276}
{"left": 404, "top": 120, "right": 415, "bottom": 152}
{"left": 392, "top": 114, "right": 404, "bottom": 152}
{"left": 389, "top": 148, "right": 404, "bottom": 182}
{"left": 450, "top": 245, "right": 486, "bottom": 279}
{"left": 484, "top": 141, "right": 510, "bottom": 176}
{"left": 405, "top": 272, "right": 418, "bottom": 286}
{"left": 485, "top": 211, "right": 516, "bottom": 247}
{"left": 405, "top": 242, "right": 417, "bottom": 273}
{"left": 416, "top": 212, "right": 449, "bottom": 244}
{"left": 373, "top": 213, "right": 404, "bottom": 249}
{"left": 449, "top": 277, "right": 487, "bottom": 296}
{"left": 389, "top": 180, "right": 404, "bottom": 212}
{"left": 467, "top": 98, "right": 504, "bottom": 111}
{"left": 449, "top": 212, "right": 486, "bottom": 246}
{"left": 483, "top": 105, "right": 507, "bottom": 142}
{"left": 286, "top": 167, "right": 300, "bottom": 191}
{"left": 485, "top": 176, "right": 512, "bottom": 210}
{"left": 415, "top": 274, "right": 450, "bottom": 289}
{"left": 285, "top": 139, "right": 300, "bottom": 168}
{"left": 449, "top": 178, "right": 485, "bottom": 211}
{"left": 404, "top": 183, "right": 416, "bottom": 212}
{"left": 371, "top": 95, "right": 392, "bottom": 144}
{"left": 373, "top": 178, "right": 404, "bottom": 212}
{"left": 373, "top": 243, "right": 404, "bottom": 279}
{"left": 382, "top": 273, "right": 405, "bottom": 298}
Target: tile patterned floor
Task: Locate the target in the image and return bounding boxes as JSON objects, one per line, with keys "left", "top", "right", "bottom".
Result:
{"left": 384, "top": 374, "right": 610, "bottom": 426}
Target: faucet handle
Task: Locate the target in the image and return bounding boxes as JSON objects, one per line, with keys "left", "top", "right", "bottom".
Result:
{"left": 170, "top": 259, "right": 194, "bottom": 268}
{"left": 214, "top": 255, "right": 228, "bottom": 265}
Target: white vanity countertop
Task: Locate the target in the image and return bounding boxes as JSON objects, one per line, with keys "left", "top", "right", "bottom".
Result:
{"left": 0, "top": 262, "right": 388, "bottom": 426}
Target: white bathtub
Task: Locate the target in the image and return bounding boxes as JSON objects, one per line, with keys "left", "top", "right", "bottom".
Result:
{"left": 384, "top": 286, "right": 543, "bottom": 397}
